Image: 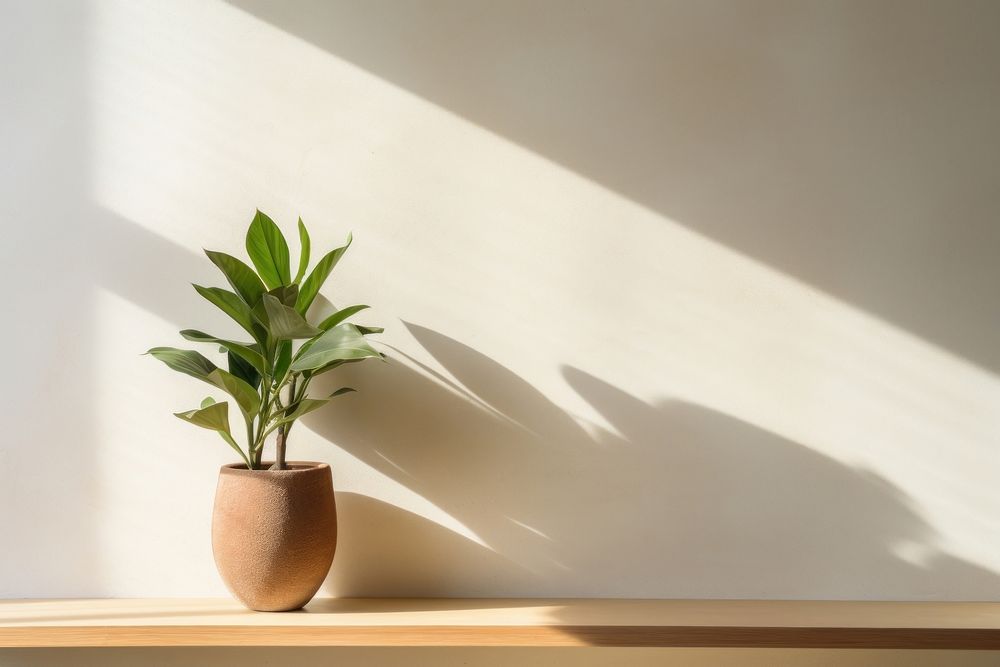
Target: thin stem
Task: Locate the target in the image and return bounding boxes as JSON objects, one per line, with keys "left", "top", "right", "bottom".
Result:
{"left": 270, "top": 376, "right": 297, "bottom": 470}
{"left": 251, "top": 374, "right": 274, "bottom": 467}
{"left": 244, "top": 418, "right": 256, "bottom": 470}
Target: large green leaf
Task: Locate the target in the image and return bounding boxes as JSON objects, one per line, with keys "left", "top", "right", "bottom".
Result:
{"left": 295, "top": 232, "right": 352, "bottom": 315}
{"left": 255, "top": 294, "right": 322, "bottom": 339}
{"left": 192, "top": 285, "right": 258, "bottom": 339}
{"left": 146, "top": 347, "right": 217, "bottom": 380}
{"left": 179, "top": 330, "right": 265, "bottom": 374}
{"left": 293, "top": 217, "right": 310, "bottom": 284}
{"left": 206, "top": 368, "right": 260, "bottom": 419}
{"left": 175, "top": 401, "right": 250, "bottom": 467}
{"left": 205, "top": 250, "right": 266, "bottom": 307}
{"left": 148, "top": 347, "right": 259, "bottom": 418}
{"left": 290, "top": 323, "right": 381, "bottom": 372}
{"left": 317, "top": 304, "right": 369, "bottom": 331}
{"left": 246, "top": 210, "right": 291, "bottom": 289}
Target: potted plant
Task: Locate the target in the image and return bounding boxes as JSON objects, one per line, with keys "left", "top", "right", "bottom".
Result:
{"left": 147, "top": 210, "right": 384, "bottom": 611}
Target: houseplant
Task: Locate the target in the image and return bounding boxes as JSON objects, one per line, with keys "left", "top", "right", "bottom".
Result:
{"left": 147, "top": 210, "right": 384, "bottom": 611}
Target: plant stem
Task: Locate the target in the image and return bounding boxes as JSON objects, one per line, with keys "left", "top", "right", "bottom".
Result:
{"left": 273, "top": 428, "right": 286, "bottom": 470}
{"left": 270, "top": 376, "right": 297, "bottom": 471}
{"left": 245, "top": 419, "right": 256, "bottom": 470}
{"left": 251, "top": 374, "right": 275, "bottom": 469}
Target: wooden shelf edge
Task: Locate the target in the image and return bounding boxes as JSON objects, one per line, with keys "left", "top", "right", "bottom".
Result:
{"left": 5, "top": 599, "right": 1000, "bottom": 649}
{"left": 3, "top": 625, "right": 1000, "bottom": 649}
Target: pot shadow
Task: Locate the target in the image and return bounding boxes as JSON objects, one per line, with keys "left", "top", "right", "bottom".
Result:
{"left": 306, "top": 322, "right": 1000, "bottom": 599}
{"left": 326, "top": 492, "right": 526, "bottom": 598}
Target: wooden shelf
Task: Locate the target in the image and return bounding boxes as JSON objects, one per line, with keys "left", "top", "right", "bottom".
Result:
{"left": 2, "top": 598, "right": 1000, "bottom": 649}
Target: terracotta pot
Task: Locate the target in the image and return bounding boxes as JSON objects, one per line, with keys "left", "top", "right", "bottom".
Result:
{"left": 212, "top": 461, "right": 337, "bottom": 611}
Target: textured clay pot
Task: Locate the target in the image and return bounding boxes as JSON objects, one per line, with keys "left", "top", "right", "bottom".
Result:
{"left": 212, "top": 461, "right": 337, "bottom": 611}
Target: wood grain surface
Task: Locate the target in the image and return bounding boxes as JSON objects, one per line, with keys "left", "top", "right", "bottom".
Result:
{"left": 2, "top": 598, "right": 999, "bottom": 648}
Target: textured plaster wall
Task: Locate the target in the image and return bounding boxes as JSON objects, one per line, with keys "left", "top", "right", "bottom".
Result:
{"left": 2, "top": 0, "right": 1000, "bottom": 609}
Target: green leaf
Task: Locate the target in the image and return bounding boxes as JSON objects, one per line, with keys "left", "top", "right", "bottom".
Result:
{"left": 277, "top": 398, "right": 328, "bottom": 424}
{"left": 290, "top": 323, "right": 381, "bottom": 372}
{"left": 302, "top": 359, "right": 344, "bottom": 378}
{"left": 205, "top": 250, "right": 266, "bottom": 307}
{"left": 273, "top": 339, "right": 292, "bottom": 381}
{"left": 295, "top": 328, "right": 323, "bottom": 361}
{"left": 317, "top": 304, "right": 369, "bottom": 331}
{"left": 293, "top": 217, "right": 310, "bottom": 284}
{"left": 267, "top": 388, "right": 354, "bottom": 432}
{"left": 246, "top": 210, "right": 291, "bottom": 289}
{"left": 147, "top": 347, "right": 259, "bottom": 419}
{"left": 304, "top": 357, "right": 373, "bottom": 379}
{"left": 175, "top": 401, "right": 231, "bottom": 432}
{"left": 268, "top": 284, "right": 299, "bottom": 308}
{"left": 227, "top": 350, "right": 261, "bottom": 391}
{"left": 356, "top": 325, "right": 384, "bottom": 335}
{"left": 146, "top": 347, "right": 217, "bottom": 380}
{"left": 179, "top": 330, "right": 266, "bottom": 375}
{"left": 206, "top": 368, "right": 260, "bottom": 419}
{"left": 192, "top": 285, "right": 258, "bottom": 339}
{"left": 295, "top": 232, "right": 352, "bottom": 315}
{"left": 255, "top": 293, "right": 322, "bottom": 339}
{"left": 175, "top": 401, "right": 250, "bottom": 468}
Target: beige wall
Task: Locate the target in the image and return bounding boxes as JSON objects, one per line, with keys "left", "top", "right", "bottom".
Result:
{"left": 2, "top": 0, "right": 1000, "bottom": 614}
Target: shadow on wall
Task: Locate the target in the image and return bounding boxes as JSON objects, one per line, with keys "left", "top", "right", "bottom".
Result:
{"left": 23, "top": 202, "right": 998, "bottom": 598}
{"left": 7, "top": 188, "right": 997, "bottom": 598}
{"left": 227, "top": 0, "right": 1000, "bottom": 373}
{"left": 7, "top": 0, "right": 999, "bottom": 601}
{"left": 315, "top": 322, "right": 1000, "bottom": 599}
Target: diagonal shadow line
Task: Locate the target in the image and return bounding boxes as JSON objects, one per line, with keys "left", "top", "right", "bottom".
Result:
{"left": 224, "top": 0, "right": 1000, "bottom": 375}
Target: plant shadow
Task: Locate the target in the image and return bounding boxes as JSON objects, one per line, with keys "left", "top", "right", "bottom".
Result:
{"left": 307, "top": 322, "right": 1000, "bottom": 599}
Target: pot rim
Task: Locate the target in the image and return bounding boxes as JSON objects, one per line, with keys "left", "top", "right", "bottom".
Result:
{"left": 220, "top": 461, "right": 330, "bottom": 476}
